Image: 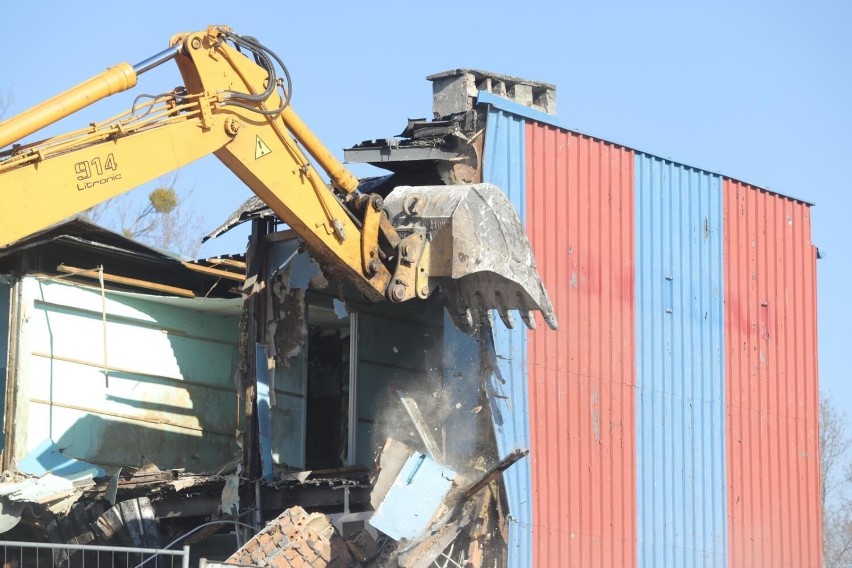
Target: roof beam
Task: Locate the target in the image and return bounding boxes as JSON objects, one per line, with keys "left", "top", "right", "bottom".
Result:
{"left": 181, "top": 261, "right": 245, "bottom": 282}
{"left": 57, "top": 264, "right": 195, "bottom": 297}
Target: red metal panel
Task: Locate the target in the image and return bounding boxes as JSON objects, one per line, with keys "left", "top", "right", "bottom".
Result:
{"left": 526, "top": 122, "right": 636, "bottom": 567}
{"left": 724, "top": 179, "right": 821, "bottom": 568}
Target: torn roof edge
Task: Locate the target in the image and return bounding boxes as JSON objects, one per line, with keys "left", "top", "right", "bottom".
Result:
{"left": 202, "top": 195, "right": 272, "bottom": 243}
{"left": 1, "top": 217, "right": 248, "bottom": 269}
{"left": 208, "top": 176, "right": 396, "bottom": 242}
{"left": 0, "top": 217, "right": 184, "bottom": 262}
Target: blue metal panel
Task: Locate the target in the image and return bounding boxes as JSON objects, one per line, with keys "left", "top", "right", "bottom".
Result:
{"left": 482, "top": 107, "right": 532, "bottom": 568}
{"left": 477, "top": 91, "right": 559, "bottom": 127}
{"left": 370, "top": 452, "right": 457, "bottom": 541}
{"left": 634, "top": 155, "right": 726, "bottom": 566}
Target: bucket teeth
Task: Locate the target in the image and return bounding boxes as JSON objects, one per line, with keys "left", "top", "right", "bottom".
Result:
{"left": 543, "top": 313, "right": 558, "bottom": 330}
{"left": 513, "top": 291, "right": 536, "bottom": 330}
{"left": 498, "top": 308, "right": 515, "bottom": 330}
{"left": 485, "top": 308, "right": 495, "bottom": 327}
{"left": 494, "top": 291, "right": 515, "bottom": 329}
{"left": 463, "top": 308, "right": 475, "bottom": 330}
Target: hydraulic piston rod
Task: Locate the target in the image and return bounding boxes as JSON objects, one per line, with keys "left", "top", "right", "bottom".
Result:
{"left": 0, "top": 45, "right": 180, "bottom": 149}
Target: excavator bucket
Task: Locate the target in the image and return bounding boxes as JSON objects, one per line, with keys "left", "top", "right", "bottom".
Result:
{"left": 383, "top": 183, "right": 558, "bottom": 332}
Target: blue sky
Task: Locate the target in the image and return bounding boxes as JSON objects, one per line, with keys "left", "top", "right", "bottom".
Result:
{"left": 3, "top": 2, "right": 850, "bottom": 414}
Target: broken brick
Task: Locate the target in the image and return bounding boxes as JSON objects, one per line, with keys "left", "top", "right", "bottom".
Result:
{"left": 271, "top": 555, "right": 291, "bottom": 568}
{"left": 251, "top": 546, "right": 268, "bottom": 564}
{"left": 225, "top": 506, "right": 352, "bottom": 567}
{"left": 263, "top": 536, "right": 281, "bottom": 556}
{"left": 307, "top": 537, "right": 332, "bottom": 562}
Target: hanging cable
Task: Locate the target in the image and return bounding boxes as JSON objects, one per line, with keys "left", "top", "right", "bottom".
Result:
{"left": 98, "top": 265, "right": 110, "bottom": 388}
{"left": 216, "top": 29, "right": 293, "bottom": 117}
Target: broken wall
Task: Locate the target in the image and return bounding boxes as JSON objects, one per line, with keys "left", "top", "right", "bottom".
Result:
{"left": 4, "top": 276, "right": 241, "bottom": 474}
{"left": 0, "top": 278, "right": 8, "bottom": 453}
{"left": 261, "top": 239, "right": 448, "bottom": 471}
{"left": 265, "top": 241, "right": 313, "bottom": 470}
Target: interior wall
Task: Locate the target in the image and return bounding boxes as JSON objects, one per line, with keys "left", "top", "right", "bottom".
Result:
{"left": 262, "top": 239, "right": 447, "bottom": 471}
{"left": 355, "top": 308, "right": 441, "bottom": 465}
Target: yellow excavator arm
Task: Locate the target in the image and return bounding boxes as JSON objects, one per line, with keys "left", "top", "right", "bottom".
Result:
{"left": 0, "top": 26, "right": 557, "bottom": 330}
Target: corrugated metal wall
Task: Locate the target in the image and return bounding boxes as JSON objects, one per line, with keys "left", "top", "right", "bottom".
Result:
{"left": 524, "top": 122, "right": 637, "bottom": 567}
{"left": 478, "top": 94, "right": 820, "bottom": 567}
{"left": 482, "top": 107, "right": 534, "bottom": 568}
{"left": 723, "top": 180, "right": 821, "bottom": 567}
{"left": 635, "top": 156, "right": 727, "bottom": 566}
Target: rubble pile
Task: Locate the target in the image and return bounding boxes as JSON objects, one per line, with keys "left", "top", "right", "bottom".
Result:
{"left": 226, "top": 506, "right": 357, "bottom": 567}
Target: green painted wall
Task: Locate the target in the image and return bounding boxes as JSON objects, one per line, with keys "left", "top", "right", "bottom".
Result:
{"left": 17, "top": 277, "right": 241, "bottom": 472}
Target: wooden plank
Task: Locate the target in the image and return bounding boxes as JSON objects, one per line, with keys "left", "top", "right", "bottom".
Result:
{"left": 56, "top": 264, "right": 195, "bottom": 297}
{"left": 206, "top": 258, "right": 247, "bottom": 270}
{"left": 467, "top": 485, "right": 493, "bottom": 567}
{"left": 457, "top": 448, "right": 529, "bottom": 502}
{"left": 181, "top": 261, "right": 245, "bottom": 282}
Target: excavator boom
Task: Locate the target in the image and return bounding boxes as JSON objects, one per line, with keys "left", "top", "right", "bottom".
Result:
{"left": 0, "top": 26, "right": 557, "bottom": 330}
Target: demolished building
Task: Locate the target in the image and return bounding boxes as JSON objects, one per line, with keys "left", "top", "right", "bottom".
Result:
{"left": 0, "top": 218, "right": 514, "bottom": 565}
{"left": 0, "top": 68, "right": 821, "bottom": 567}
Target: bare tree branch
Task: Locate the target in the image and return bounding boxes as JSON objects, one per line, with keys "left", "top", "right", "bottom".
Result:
{"left": 822, "top": 393, "right": 852, "bottom": 567}
{"left": 0, "top": 86, "right": 13, "bottom": 120}
{"left": 82, "top": 173, "right": 206, "bottom": 258}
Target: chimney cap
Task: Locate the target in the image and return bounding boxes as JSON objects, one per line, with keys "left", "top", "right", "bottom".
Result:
{"left": 426, "top": 68, "right": 556, "bottom": 91}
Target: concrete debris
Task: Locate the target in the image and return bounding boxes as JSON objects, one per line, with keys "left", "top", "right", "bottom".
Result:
{"left": 0, "top": 474, "right": 77, "bottom": 507}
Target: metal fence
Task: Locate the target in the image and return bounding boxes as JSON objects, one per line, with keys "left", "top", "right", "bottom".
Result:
{"left": 0, "top": 540, "right": 190, "bottom": 568}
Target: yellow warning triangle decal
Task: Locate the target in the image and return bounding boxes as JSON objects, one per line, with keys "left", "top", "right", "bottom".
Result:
{"left": 255, "top": 136, "right": 272, "bottom": 159}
